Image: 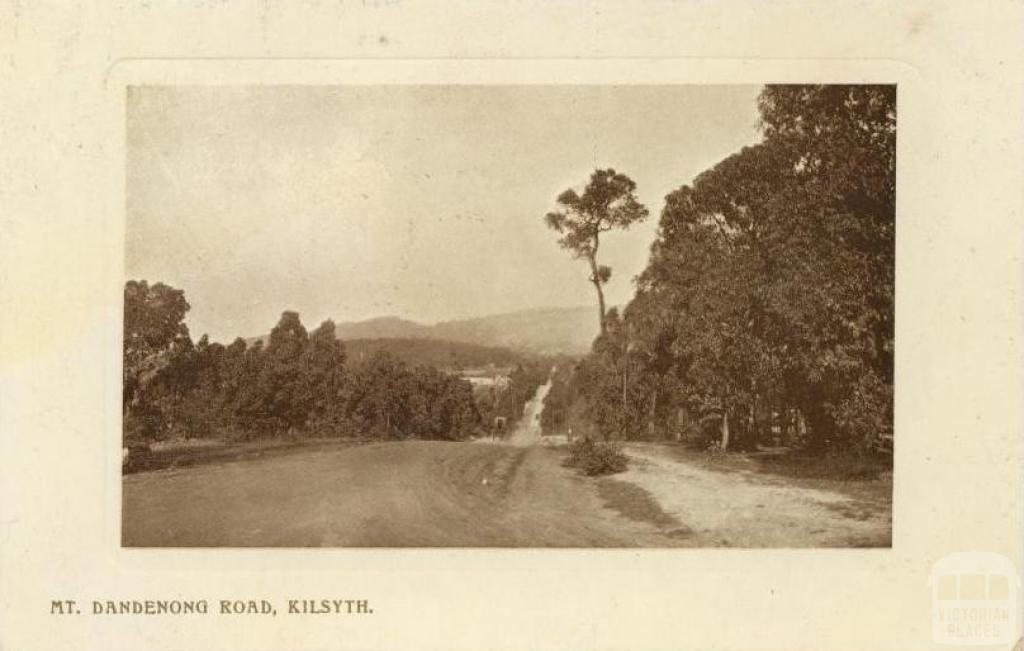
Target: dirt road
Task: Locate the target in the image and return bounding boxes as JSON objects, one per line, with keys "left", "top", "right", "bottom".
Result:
{"left": 124, "top": 439, "right": 675, "bottom": 547}
{"left": 614, "top": 447, "right": 891, "bottom": 547}
{"left": 122, "top": 383, "right": 890, "bottom": 547}
{"left": 123, "top": 381, "right": 672, "bottom": 547}
{"left": 505, "top": 379, "right": 550, "bottom": 446}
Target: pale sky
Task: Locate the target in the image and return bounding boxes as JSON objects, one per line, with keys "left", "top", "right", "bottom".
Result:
{"left": 127, "top": 85, "right": 762, "bottom": 342}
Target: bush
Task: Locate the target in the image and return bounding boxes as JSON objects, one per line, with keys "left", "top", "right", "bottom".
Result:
{"left": 564, "top": 438, "right": 628, "bottom": 476}
{"left": 124, "top": 402, "right": 164, "bottom": 443}
{"left": 831, "top": 371, "right": 892, "bottom": 453}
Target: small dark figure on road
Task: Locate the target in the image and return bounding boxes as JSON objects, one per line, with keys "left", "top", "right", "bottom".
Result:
{"left": 492, "top": 416, "right": 507, "bottom": 439}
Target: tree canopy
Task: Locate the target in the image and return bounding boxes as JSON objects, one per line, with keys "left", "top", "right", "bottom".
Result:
{"left": 122, "top": 284, "right": 549, "bottom": 446}
{"left": 545, "top": 168, "right": 649, "bottom": 334}
{"left": 123, "top": 280, "right": 191, "bottom": 412}
{"left": 544, "top": 85, "right": 895, "bottom": 455}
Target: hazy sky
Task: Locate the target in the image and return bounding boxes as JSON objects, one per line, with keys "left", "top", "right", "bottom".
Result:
{"left": 127, "top": 85, "right": 762, "bottom": 342}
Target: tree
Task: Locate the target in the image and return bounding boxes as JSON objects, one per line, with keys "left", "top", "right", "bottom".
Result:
{"left": 303, "top": 320, "right": 348, "bottom": 430}
{"left": 346, "top": 350, "right": 412, "bottom": 439}
{"left": 260, "top": 311, "right": 312, "bottom": 432}
{"left": 553, "top": 85, "right": 895, "bottom": 456}
{"left": 544, "top": 169, "right": 649, "bottom": 334}
{"left": 121, "top": 282, "right": 505, "bottom": 444}
{"left": 576, "top": 309, "right": 636, "bottom": 440}
{"left": 123, "top": 280, "right": 191, "bottom": 414}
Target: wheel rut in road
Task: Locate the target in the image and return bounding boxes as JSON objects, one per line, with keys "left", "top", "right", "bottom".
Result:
{"left": 123, "top": 439, "right": 677, "bottom": 547}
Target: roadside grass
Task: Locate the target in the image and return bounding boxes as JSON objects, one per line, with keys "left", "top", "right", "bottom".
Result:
{"left": 123, "top": 437, "right": 374, "bottom": 475}
{"left": 745, "top": 448, "right": 891, "bottom": 481}
{"left": 637, "top": 442, "right": 893, "bottom": 508}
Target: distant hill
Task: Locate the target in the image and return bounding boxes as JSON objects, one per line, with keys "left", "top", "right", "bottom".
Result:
{"left": 332, "top": 316, "right": 432, "bottom": 340}
{"left": 426, "top": 306, "right": 599, "bottom": 355}
{"left": 249, "top": 306, "right": 599, "bottom": 356}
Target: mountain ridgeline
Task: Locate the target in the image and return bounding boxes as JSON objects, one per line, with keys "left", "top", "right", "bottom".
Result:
{"left": 250, "top": 306, "right": 599, "bottom": 358}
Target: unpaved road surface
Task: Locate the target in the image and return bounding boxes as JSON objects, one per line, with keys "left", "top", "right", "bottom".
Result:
{"left": 615, "top": 447, "right": 891, "bottom": 547}
{"left": 505, "top": 379, "right": 550, "bottom": 446}
{"left": 123, "top": 383, "right": 890, "bottom": 547}
{"left": 123, "top": 440, "right": 675, "bottom": 547}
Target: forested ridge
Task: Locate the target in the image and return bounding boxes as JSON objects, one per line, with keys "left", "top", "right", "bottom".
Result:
{"left": 123, "top": 281, "right": 548, "bottom": 446}
{"left": 542, "top": 85, "right": 895, "bottom": 457}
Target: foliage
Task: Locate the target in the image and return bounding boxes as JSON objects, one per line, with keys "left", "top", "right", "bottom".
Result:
{"left": 123, "top": 285, "right": 489, "bottom": 445}
{"left": 343, "top": 338, "right": 524, "bottom": 370}
{"left": 122, "top": 280, "right": 191, "bottom": 418}
{"left": 564, "top": 438, "right": 629, "bottom": 476}
{"left": 540, "top": 363, "right": 577, "bottom": 435}
{"left": 546, "top": 85, "right": 895, "bottom": 459}
{"left": 544, "top": 168, "right": 649, "bottom": 334}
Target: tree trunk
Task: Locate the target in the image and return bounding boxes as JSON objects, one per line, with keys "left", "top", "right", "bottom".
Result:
{"left": 622, "top": 361, "right": 627, "bottom": 407}
{"left": 587, "top": 254, "right": 607, "bottom": 334}
{"left": 749, "top": 399, "right": 756, "bottom": 447}
{"left": 802, "top": 403, "right": 833, "bottom": 453}
{"left": 721, "top": 411, "right": 730, "bottom": 451}
{"left": 593, "top": 281, "right": 607, "bottom": 334}
{"left": 648, "top": 390, "right": 658, "bottom": 437}
{"left": 747, "top": 380, "right": 757, "bottom": 449}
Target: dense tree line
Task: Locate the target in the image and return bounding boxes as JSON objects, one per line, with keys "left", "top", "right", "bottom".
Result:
{"left": 123, "top": 281, "right": 543, "bottom": 444}
{"left": 544, "top": 85, "right": 895, "bottom": 455}
{"left": 340, "top": 338, "right": 525, "bottom": 370}
{"left": 539, "top": 364, "right": 578, "bottom": 436}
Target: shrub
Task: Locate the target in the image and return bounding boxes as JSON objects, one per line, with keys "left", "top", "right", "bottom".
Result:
{"left": 124, "top": 402, "right": 164, "bottom": 443}
{"left": 564, "top": 438, "right": 628, "bottom": 476}
{"left": 831, "top": 371, "right": 892, "bottom": 453}
{"left": 703, "top": 439, "right": 728, "bottom": 459}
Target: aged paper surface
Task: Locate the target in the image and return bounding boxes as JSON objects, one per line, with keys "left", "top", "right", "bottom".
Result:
{"left": 1, "top": 1, "right": 1022, "bottom": 649}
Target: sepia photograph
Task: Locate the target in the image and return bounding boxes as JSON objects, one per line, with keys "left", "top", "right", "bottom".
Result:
{"left": 3, "top": 2, "right": 1023, "bottom": 649}
{"left": 2, "top": 2, "right": 1024, "bottom": 646}
{"left": 121, "top": 84, "right": 895, "bottom": 549}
